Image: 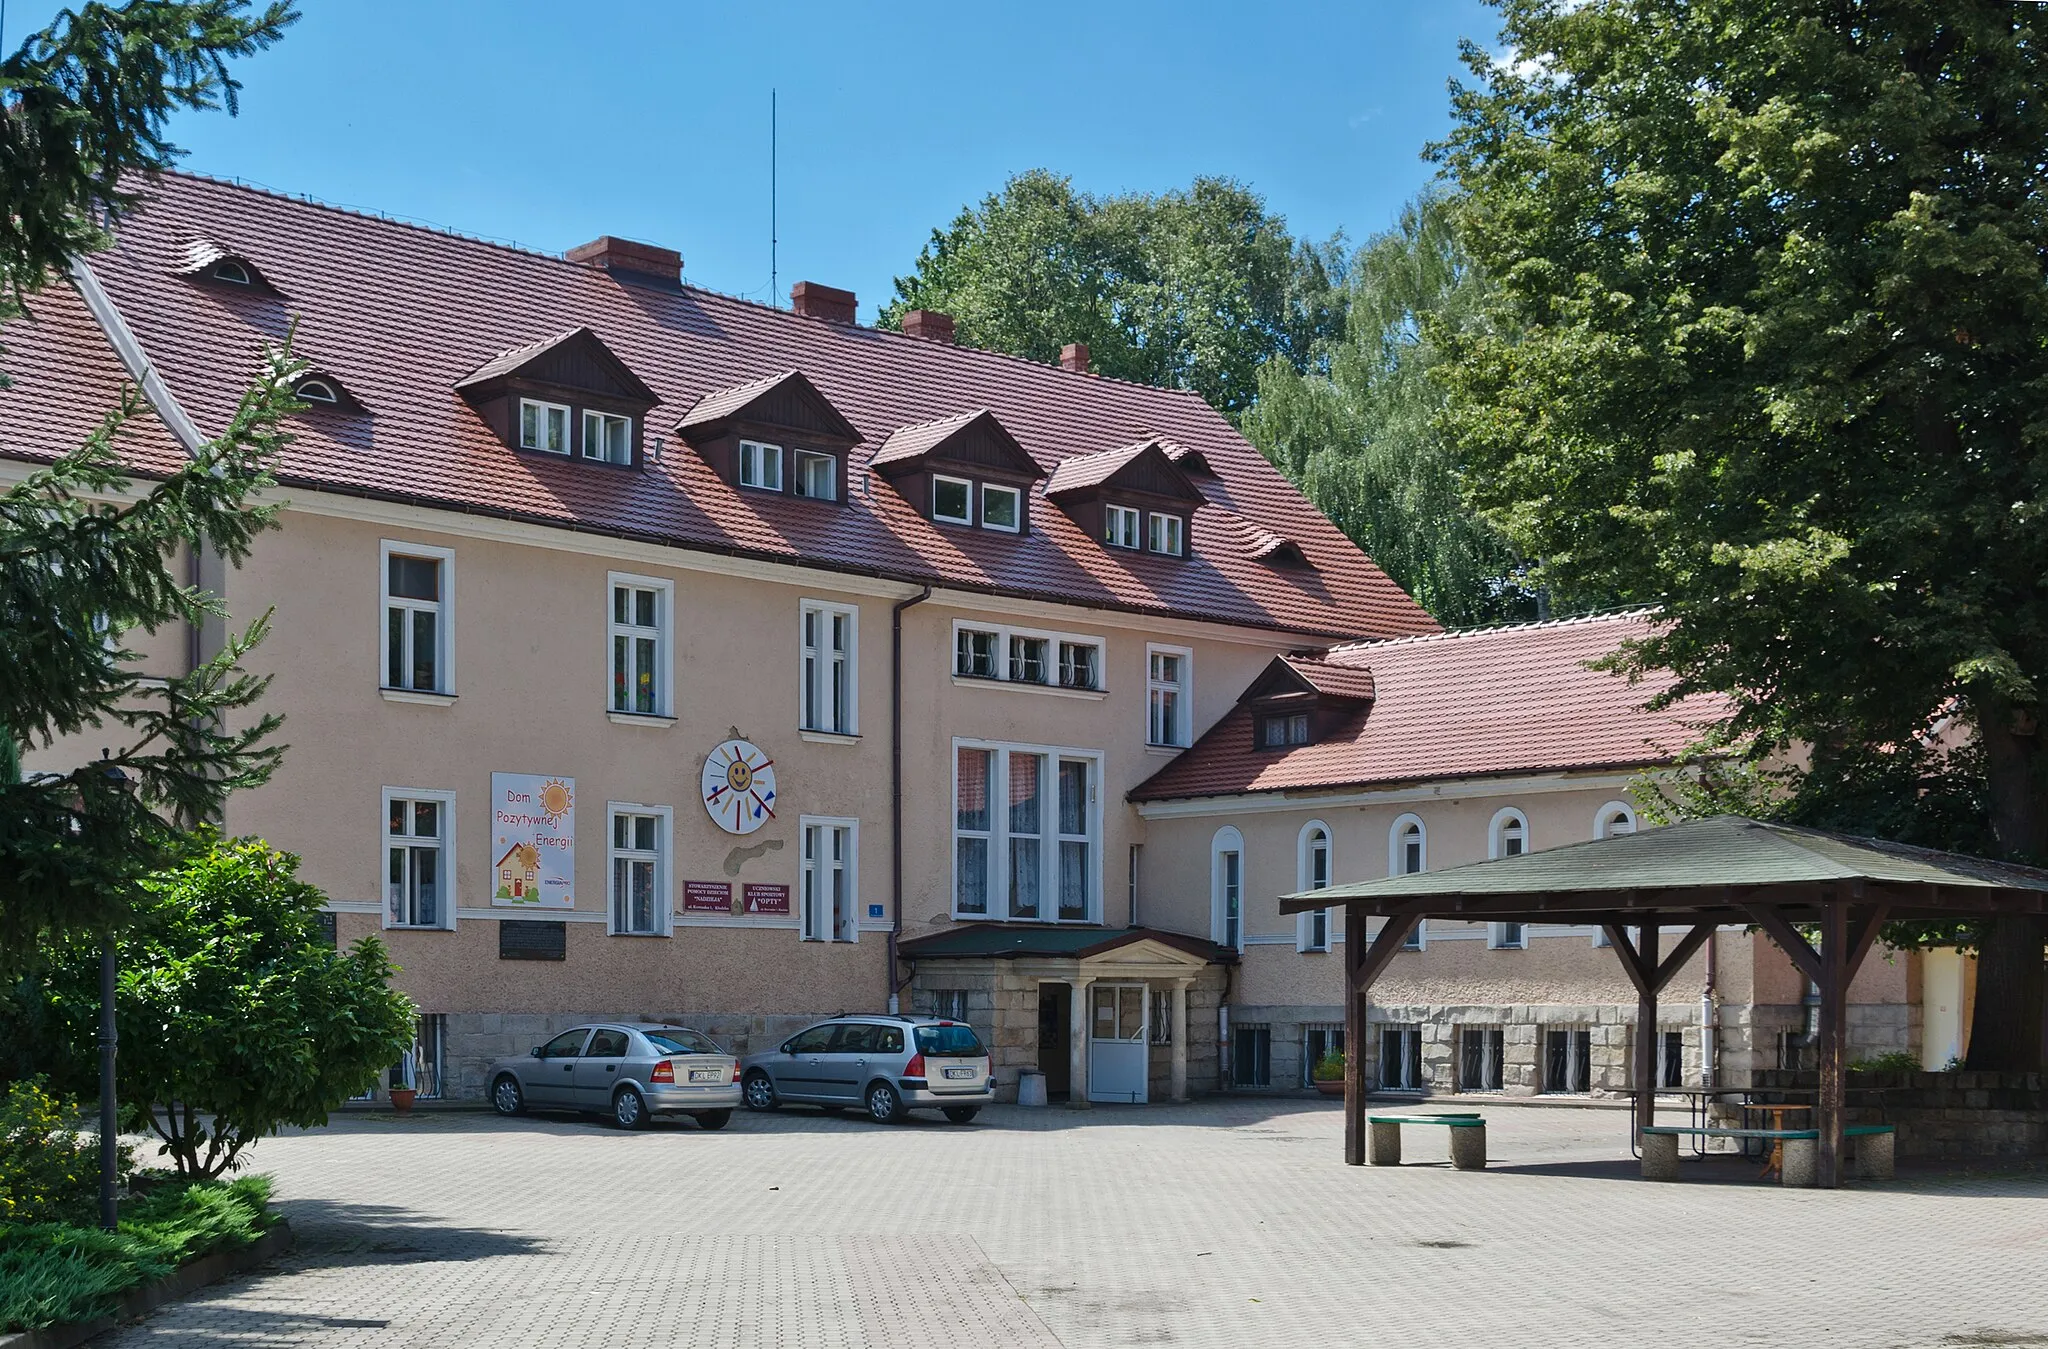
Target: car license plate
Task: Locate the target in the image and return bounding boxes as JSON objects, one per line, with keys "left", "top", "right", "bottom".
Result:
{"left": 943, "top": 1067, "right": 976, "bottom": 1079}
{"left": 688, "top": 1069, "right": 723, "bottom": 1083}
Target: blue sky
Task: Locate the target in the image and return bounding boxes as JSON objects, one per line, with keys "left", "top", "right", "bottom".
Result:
{"left": 19, "top": 1, "right": 1500, "bottom": 320}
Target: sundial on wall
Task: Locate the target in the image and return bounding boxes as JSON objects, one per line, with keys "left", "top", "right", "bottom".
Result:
{"left": 702, "top": 739, "right": 777, "bottom": 835}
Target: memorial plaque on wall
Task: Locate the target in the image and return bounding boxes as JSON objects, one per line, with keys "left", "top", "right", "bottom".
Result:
{"left": 683, "top": 881, "right": 734, "bottom": 914}
{"left": 499, "top": 919, "right": 567, "bottom": 961}
{"left": 316, "top": 912, "right": 337, "bottom": 948}
{"left": 743, "top": 883, "right": 790, "bottom": 916}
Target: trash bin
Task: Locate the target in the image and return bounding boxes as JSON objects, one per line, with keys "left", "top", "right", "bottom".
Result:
{"left": 1017, "top": 1070, "right": 1047, "bottom": 1108}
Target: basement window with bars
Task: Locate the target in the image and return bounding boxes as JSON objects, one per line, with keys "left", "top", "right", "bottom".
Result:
{"left": 1459, "top": 1026, "right": 1504, "bottom": 1092}
{"left": 1381, "top": 1024, "right": 1424, "bottom": 1091}
{"left": 1543, "top": 1028, "right": 1593, "bottom": 1094}
{"left": 928, "top": 989, "right": 970, "bottom": 1021}
{"left": 388, "top": 1013, "right": 446, "bottom": 1099}
{"left": 1150, "top": 991, "right": 1174, "bottom": 1046}
{"left": 1303, "top": 1024, "right": 1344, "bottom": 1087}
{"left": 1231, "top": 1025, "right": 1272, "bottom": 1088}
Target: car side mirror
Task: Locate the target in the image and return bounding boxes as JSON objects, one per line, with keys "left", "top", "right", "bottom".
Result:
{"left": 782, "top": 1043, "right": 794, "bottom": 1055}
{"left": 530, "top": 1046, "right": 542, "bottom": 1058}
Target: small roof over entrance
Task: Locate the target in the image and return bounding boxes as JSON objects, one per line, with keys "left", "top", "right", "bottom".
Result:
{"left": 898, "top": 924, "right": 1232, "bottom": 966}
{"left": 1277, "top": 816, "right": 2048, "bottom": 1187}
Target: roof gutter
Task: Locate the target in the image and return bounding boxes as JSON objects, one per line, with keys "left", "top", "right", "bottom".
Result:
{"left": 888, "top": 583, "right": 933, "bottom": 1012}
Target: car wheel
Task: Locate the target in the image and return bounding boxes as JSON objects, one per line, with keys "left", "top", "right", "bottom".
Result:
{"left": 943, "top": 1106, "right": 980, "bottom": 1125}
{"left": 866, "top": 1081, "right": 906, "bottom": 1124}
{"left": 490, "top": 1074, "right": 526, "bottom": 1117}
{"left": 612, "top": 1085, "right": 648, "bottom": 1130}
{"left": 692, "top": 1109, "right": 732, "bottom": 1131}
{"left": 743, "top": 1071, "right": 779, "bottom": 1112}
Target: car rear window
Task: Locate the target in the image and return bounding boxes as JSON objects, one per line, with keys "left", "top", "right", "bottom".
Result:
{"left": 644, "top": 1030, "right": 721, "bottom": 1056}
{"left": 915, "top": 1024, "right": 984, "bottom": 1057}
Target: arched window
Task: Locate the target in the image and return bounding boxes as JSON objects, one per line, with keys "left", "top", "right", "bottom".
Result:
{"left": 1595, "top": 801, "right": 1637, "bottom": 839}
{"left": 209, "top": 259, "right": 252, "bottom": 285}
{"left": 1489, "top": 808, "right": 1530, "bottom": 860}
{"left": 1211, "top": 827, "right": 1244, "bottom": 952}
{"left": 1297, "top": 821, "right": 1332, "bottom": 953}
{"left": 295, "top": 379, "right": 339, "bottom": 405}
{"left": 1388, "top": 814, "right": 1426, "bottom": 950}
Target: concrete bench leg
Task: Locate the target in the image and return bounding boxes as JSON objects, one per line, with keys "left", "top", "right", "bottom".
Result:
{"left": 1449, "top": 1125, "right": 1487, "bottom": 1171}
{"left": 1779, "top": 1138, "right": 1817, "bottom": 1187}
{"left": 1641, "top": 1132, "right": 1680, "bottom": 1181}
{"left": 1855, "top": 1132, "right": 1895, "bottom": 1182}
{"left": 1368, "top": 1121, "right": 1402, "bottom": 1166}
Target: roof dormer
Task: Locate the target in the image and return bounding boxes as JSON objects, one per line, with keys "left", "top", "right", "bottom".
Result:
{"left": 871, "top": 409, "right": 1044, "bottom": 533}
{"left": 175, "top": 239, "right": 281, "bottom": 294}
{"left": 1043, "top": 438, "right": 1206, "bottom": 558}
{"left": 456, "top": 327, "right": 657, "bottom": 468}
{"left": 675, "top": 369, "right": 862, "bottom": 502}
{"left": 291, "top": 369, "right": 366, "bottom": 414}
{"left": 1241, "top": 654, "right": 1375, "bottom": 750}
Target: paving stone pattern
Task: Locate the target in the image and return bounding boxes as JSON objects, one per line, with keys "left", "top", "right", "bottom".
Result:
{"left": 97, "top": 1100, "right": 2048, "bottom": 1348}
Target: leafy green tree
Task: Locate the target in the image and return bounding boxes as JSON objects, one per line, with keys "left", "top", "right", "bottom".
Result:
{"left": 1435, "top": 0, "right": 2048, "bottom": 1066}
{"left": 17, "top": 835, "right": 416, "bottom": 1177}
{"left": 0, "top": 1, "right": 298, "bottom": 962}
{"left": 881, "top": 169, "right": 1343, "bottom": 418}
{"left": 1245, "top": 192, "right": 1537, "bottom": 626}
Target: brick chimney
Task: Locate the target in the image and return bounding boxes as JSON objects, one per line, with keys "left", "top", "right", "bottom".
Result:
{"left": 901, "top": 310, "right": 956, "bottom": 344}
{"left": 566, "top": 236, "right": 682, "bottom": 283}
{"left": 791, "top": 281, "right": 857, "bottom": 323}
{"left": 1060, "top": 342, "right": 1090, "bottom": 374}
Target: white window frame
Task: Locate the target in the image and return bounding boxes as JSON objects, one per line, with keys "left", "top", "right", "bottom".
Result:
{"left": 1389, "top": 814, "right": 1426, "bottom": 877}
{"left": 792, "top": 448, "right": 838, "bottom": 500}
{"left": 1056, "top": 638, "right": 1102, "bottom": 691}
{"left": 950, "top": 619, "right": 1106, "bottom": 695}
{"left": 1489, "top": 807, "right": 1531, "bottom": 859}
{"left": 1211, "top": 825, "right": 1245, "bottom": 951}
{"left": 379, "top": 540, "right": 454, "bottom": 696}
{"left": 1542, "top": 1026, "right": 1594, "bottom": 1094}
{"left": 209, "top": 258, "right": 252, "bottom": 285}
{"left": 1146, "top": 512, "right": 1184, "bottom": 555}
{"left": 518, "top": 397, "right": 571, "bottom": 455}
{"left": 1296, "top": 820, "right": 1332, "bottom": 953}
{"left": 1145, "top": 643, "right": 1193, "bottom": 748}
{"left": 980, "top": 482, "right": 1023, "bottom": 532}
{"left": 606, "top": 571, "right": 674, "bottom": 718}
{"left": 799, "top": 815, "right": 860, "bottom": 942}
{"left": 581, "top": 409, "right": 633, "bottom": 465}
{"left": 951, "top": 738, "right": 1103, "bottom": 925}
{"left": 1595, "top": 801, "right": 1638, "bottom": 839}
{"left": 1489, "top": 921, "right": 1528, "bottom": 950}
{"left": 738, "top": 439, "right": 784, "bottom": 491}
{"left": 380, "top": 786, "right": 456, "bottom": 931}
{"left": 1104, "top": 503, "right": 1142, "bottom": 549}
{"left": 605, "top": 801, "right": 672, "bottom": 936}
{"left": 799, "top": 599, "right": 859, "bottom": 735}
{"left": 932, "top": 473, "right": 974, "bottom": 525}
{"left": 296, "top": 378, "right": 339, "bottom": 404}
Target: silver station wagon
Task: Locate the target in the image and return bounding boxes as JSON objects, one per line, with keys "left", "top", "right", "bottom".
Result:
{"left": 740, "top": 1015, "right": 995, "bottom": 1124}
{"left": 487, "top": 1022, "right": 740, "bottom": 1130}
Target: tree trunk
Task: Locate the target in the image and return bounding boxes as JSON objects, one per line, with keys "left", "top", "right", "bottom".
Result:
{"left": 1965, "top": 707, "right": 2048, "bottom": 1071}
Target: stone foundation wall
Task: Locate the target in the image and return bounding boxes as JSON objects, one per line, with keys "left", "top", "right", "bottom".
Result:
{"left": 1752, "top": 1068, "right": 2048, "bottom": 1160}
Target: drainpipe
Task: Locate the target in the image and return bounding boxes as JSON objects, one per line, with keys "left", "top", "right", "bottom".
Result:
{"left": 887, "top": 584, "right": 932, "bottom": 1013}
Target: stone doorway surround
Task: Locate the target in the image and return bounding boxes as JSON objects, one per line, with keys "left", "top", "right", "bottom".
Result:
{"left": 898, "top": 925, "right": 1232, "bottom": 1106}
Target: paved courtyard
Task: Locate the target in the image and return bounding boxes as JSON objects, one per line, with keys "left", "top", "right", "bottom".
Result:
{"left": 99, "top": 1099, "right": 2048, "bottom": 1349}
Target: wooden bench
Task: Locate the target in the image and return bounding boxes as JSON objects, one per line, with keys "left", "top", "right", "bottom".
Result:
{"left": 1641, "top": 1124, "right": 1895, "bottom": 1185}
{"left": 1367, "top": 1114, "right": 1486, "bottom": 1170}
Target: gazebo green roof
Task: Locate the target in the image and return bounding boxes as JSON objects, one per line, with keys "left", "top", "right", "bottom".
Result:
{"left": 1279, "top": 815, "right": 2048, "bottom": 924}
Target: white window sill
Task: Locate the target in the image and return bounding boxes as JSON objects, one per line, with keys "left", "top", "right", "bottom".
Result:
{"left": 799, "top": 728, "right": 861, "bottom": 745}
{"left": 383, "top": 923, "right": 455, "bottom": 932}
{"left": 380, "top": 687, "right": 455, "bottom": 707}
{"left": 949, "top": 674, "right": 1107, "bottom": 700}
{"left": 607, "top": 711, "right": 678, "bottom": 728}
{"left": 1145, "top": 743, "right": 1188, "bottom": 757}
{"left": 608, "top": 929, "right": 671, "bottom": 939}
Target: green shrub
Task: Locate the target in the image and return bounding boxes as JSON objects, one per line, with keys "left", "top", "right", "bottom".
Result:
{"left": 1848, "top": 1050, "right": 1922, "bottom": 1074}
{"left": 0, "top": 1079, "right": 129, "bottom": 1227}
{"left": 1311, "top": 1050, "right": 1346, "bottom": 1082}
{"left": 0, "top": 1174, "right": 271, "bottom": 1332}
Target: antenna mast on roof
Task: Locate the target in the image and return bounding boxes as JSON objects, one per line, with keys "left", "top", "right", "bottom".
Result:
{"left": 770, "top": 88, "right": 778, "bottom": 309}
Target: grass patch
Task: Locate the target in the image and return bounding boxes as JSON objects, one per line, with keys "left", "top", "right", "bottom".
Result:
{"left": 0, "top": 1173, "right": 273, "bottom": 1332}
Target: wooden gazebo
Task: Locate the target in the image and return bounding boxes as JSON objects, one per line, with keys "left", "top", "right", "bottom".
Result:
{"left": 1278, "top": 815, "right": 2048, "bottom": 1187}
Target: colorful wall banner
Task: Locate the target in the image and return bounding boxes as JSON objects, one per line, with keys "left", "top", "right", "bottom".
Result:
{"left": 490, "top": 772, "right": 575, "bottom": 909}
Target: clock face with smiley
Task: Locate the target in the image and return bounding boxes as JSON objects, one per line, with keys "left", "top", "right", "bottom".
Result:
{"left": 701, "top": 739, "right": 777, "bottom": 835}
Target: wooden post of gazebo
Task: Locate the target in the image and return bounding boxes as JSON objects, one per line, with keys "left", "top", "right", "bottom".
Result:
{"left": 1633, "top": 923, "right": 1659, "bottom": 1136}
{"left": 1343, "top": 907, "right": 1423, "bottom": 1167}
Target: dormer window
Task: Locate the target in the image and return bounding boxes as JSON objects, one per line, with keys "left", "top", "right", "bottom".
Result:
{"left": 583, "top": 411, "right": 632, "bottom": 465}
{"left": 520, "top": 399, "right": 571, "bottom": 455}
{"left": 739, "top": 440, "right": 784, "bottom": 491}
{"left": 1261, "top": 712, "right": 1311, "bottom": 749}
{"left": 932, "top": 475, "right": 973, "bottom": 525}
{"left": 295, "top": 379, "right": 339, "bottom": 405}
{"left": 1147, "top": 513, "right": 1185, "bottom": 556}
{"left": 794, "top": 449, "right": 837, "bottom": 500}
{"left": 210, "top": 259, "right": 252, "bottom": 285}
{"left": 1104, "top": 504, "right": 1142, "bottom": 550}
{"left": 981, "top": 484, "right": 1022, "bottom": 532}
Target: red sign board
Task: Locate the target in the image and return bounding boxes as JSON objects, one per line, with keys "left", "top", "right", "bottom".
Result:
{"left": 743, "top": 883, "right": 790, "bottom": 916}
{"left": 683, "top": 881, "right": 732, "bottom": 914}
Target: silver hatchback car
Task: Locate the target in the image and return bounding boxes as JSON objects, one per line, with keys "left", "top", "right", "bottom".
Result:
{"left": 740, "top": 1015, "right": 995, "bottom": 1124}
{"left": 487, "top": 1023, "right": 741, "bottom": 1130}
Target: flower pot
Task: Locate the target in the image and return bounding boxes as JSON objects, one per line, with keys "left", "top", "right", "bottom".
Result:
{"left": 1313, "top": 1080, "right": 1344, "bottom": 1097}
{"left": 390, "top": 1087, "right": 417, "bottom": 1115}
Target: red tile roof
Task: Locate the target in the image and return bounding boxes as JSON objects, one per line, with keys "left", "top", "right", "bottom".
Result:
{"left": 1279, "top": 656, "right": 1378, "bottom": 702}
{"left": 0, "top": 173, "right": 1437, "bottom": 641}
{"left": 1130, "top": 611, "right": 1727, "bottom": 801}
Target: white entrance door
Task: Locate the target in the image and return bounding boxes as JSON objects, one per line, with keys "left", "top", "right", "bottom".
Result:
{"left": 1088, "top": 984, "right": 1149, "bottom": 1103}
